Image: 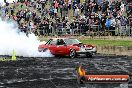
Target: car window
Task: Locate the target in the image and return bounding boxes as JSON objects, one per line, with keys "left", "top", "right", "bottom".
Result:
{"left": 56, "top": 39, "right": 65, "bottom": 45}
{"left": 49, "top": 39, "right": 57, "bottom": 45}
{"left": 64, "top": 39, "right": 81, "bottom": 44}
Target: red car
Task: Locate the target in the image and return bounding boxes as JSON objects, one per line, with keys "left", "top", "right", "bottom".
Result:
{"left": 38, "top": 38, "right": 97, "bottom": 58}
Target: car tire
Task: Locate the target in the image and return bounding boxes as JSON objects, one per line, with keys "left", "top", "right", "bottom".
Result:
{"left": 86, "top": 53, "right": 92, "bottom": 58}
{"left": 42, "top": 48, "right": 48, "bottom": 52}
{"left": 69, "top": 49, "right": 76, "bottom": 58}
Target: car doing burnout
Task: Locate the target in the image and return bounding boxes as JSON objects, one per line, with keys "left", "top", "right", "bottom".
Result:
{"left": 38, "top": 38, "right": 97, "bottom": 58}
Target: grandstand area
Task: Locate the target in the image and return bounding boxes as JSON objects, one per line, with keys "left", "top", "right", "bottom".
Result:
{"left": 0, "top": 0, "right": 131, "bottom": 37}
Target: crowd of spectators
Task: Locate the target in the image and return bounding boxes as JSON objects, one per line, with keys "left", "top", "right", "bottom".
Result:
{"left": 0, "top": 0, "right": 132, "bottom": 36}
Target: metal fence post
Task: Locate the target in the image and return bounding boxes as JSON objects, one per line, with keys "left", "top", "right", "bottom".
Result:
{"left": 97, "top": 25, "right": 99, "bottom": 36}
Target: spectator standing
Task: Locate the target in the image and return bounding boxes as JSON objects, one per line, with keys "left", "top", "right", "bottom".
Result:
{"left": 54, "top": 0, "right": 59, "bottom": 11}
{"left": 81, "top": 3, "right": 84, "bottom": 13}
{"left": 68, "top": 0, "right": 72, "bottom": 10}
{"left": 74, "top": 6, "right": 79, "bottom": 18}
{"left": 54, "top": 7, "right": 57, "bottom": 18}
{"left": 110, "top": 17, "right": 116, "bottom": 35}
{"left": 101, "top": 0, "right": 109, "bottom": 13}
{"left": 59, "top": 0, "right": 63, "bottom": 17}
{"left": 120, "top": 2, "right": 125, "bottom": 13}
{"left": 105, "top": 16, "right": 111, "bottom": 31}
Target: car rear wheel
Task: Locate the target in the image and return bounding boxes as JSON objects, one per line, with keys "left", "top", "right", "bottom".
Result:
{"left": 69, "top": 49, "right": 76, "bottom": 58}
{"left": 42, "top": 48, "right": 48, "bottom": 52}
{"left": 86, "top": 53, "right": 92, "bottom": 58}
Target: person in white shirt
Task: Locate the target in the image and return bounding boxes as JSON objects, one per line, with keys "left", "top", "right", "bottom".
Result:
{"left": 54, "top": 8, "right": 57, "bottom": 18}
{"left": 120, "top": 2, "right": 125, "bottom": 13}
{"left": 75, "top": 7, "right": 79, "bottom": 18}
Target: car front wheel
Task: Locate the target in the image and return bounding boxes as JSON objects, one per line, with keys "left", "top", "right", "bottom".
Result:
{"left": 69, "top": 49, "right": 76, "bottom": 58}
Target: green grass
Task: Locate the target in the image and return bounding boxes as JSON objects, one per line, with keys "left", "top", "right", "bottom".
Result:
{"left": 80, "top": 39, "right": 132, "bottom": 47}
{"left": 39, "top": 37, "right": 132, "bottom": 47}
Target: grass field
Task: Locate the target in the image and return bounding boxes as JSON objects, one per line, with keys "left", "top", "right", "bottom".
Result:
{"left": 80, "top": 39, "right": 132, "bottom": 47}
{"left": 39, "top": 36, "right": 132, "bottom": 47}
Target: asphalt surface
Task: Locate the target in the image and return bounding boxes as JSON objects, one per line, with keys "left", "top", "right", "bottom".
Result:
{"left": 0, "top": 54, "right": 132, "bottom": 88}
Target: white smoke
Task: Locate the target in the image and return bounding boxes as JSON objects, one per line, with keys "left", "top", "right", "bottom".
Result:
{"left": 0, "top": 18, "right": 53, "bottom": 57}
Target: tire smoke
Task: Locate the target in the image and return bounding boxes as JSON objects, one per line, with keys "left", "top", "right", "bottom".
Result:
{"left": 0, "top": 19, "right": 53, "bottom": 57}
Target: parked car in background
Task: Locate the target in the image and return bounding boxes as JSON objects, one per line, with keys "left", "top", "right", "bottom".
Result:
{"left": 38, "top": 38, "right": 97, "bottom": 58}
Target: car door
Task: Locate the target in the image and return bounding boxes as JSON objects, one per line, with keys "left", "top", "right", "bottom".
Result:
{"left": 47, "top": 39, "right": 58, "bottom": 55}
{"left": 56, "top": 39, "right": 67, "bottom": 55}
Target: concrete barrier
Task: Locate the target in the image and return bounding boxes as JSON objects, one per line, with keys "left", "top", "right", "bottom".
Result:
{"left": 97, "top": 46, "right": 132, "bottom": 56}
